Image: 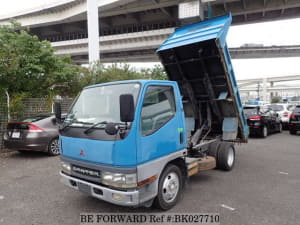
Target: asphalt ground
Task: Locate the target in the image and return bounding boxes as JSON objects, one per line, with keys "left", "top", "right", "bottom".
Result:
{"left": 0, "top": 131, "right": 299, "bottom": 225}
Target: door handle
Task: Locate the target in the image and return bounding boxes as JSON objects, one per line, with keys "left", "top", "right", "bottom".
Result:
{"left": 179, "top": 132, "right": 184, "bottom": 144}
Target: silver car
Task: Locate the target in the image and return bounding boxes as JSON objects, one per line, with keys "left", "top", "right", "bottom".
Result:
{"left": 3, "top": 114, "right": 60, "bottom": 156}
{"left": 267, "top": 104, "right": 295, "bottom": 129}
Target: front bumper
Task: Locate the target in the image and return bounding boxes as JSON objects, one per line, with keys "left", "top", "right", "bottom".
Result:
{"left": 60, "top": 172, "right": 139, "bottom": 206}
{"left": 3, "top": 139, "right": 48, "bottom": 151}
{"left": 249, "top": 126, "right": 262, "bottom": 135}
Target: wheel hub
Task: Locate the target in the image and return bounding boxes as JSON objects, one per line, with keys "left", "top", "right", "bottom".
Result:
{"left": 50, "top": 139, "right": 59, "bottom": 154}
{"left": 162, "top": 172, "right": 179, "bottom": 203}
{"left": 227, "top": 147, "right": 234, "bottom": 167}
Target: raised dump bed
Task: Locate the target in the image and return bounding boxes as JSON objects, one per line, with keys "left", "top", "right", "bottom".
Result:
{"left": 157, "top": 14, "right": 248, "bottom": 143}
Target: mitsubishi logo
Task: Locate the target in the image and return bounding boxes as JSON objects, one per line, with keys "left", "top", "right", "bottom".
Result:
{"left": 79, "top": 149, "right": 86, "bottom": 156}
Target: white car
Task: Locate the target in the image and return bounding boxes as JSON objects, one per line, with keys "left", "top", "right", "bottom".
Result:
{"left": 266, "top": 104, "right": 295, "bottom": 128}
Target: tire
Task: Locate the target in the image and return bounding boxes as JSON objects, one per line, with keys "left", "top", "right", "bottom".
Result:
{"left": 154, "top": 164, "right": 183, "bottom": 210}
{"left": 217, "top": 142, "right": 235, "bottom": 171}
{"left": 289, "top": 129, "right": 297, "bottom": 135}
{"left": 207, "top": 141, "right": 221, "bottom": 169}
{"left": 278, "top": 123, "right": 282, "bottom": 133}
{"left": 261, "top": 126, "right": 268, "bottom": 138}
{"left": 18, "top": 150, "right": 31, "bottom": 153}
{"left": 48, "top": 137, "right": 60, "bottom": 156}
{"left": 207, "top": 141, "right": 221, "bottom": 159}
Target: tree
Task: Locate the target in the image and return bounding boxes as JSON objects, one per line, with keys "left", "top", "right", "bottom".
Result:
{"left": 140, "top": 64, "right": 167, "bottom": 80}
{"left": 271, "top": 96, "right": 281, "bottom": 103}
{"left": 0, "top": 21, "right": 79, "bottom": 98}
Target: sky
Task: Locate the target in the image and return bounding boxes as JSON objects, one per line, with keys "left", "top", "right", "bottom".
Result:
{"left": 1, "top": 0, "right": 300, "bottom": 80}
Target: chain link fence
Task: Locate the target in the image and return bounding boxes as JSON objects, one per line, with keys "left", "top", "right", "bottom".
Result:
{"left": 0, "top": 97, "right": 73, "bottom": 153}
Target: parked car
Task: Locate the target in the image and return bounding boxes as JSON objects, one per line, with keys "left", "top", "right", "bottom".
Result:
{"left": 289, "top": 105, "right": 300, "bottom": 135}
{"left": 243, "top": 105, "right": 282, "bottom": 137}
{"left": 266, "top": 103, "right": 295, "bottom": 129}
{"left": 3, "top": 114, "right": 60, "bottom": 155}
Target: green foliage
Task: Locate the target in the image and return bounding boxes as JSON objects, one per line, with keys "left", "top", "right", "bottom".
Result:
{"left": 140, "top": 64, "right": 167, "bottom": 80}
{"left": 65, "top": 62, "right": 168, "bottom": 96}
{"left": 291, "top": 96, "right": 300, "bottom": 102}
{"left": 9, "top": 93, "right": 28, "bottom": 119}
{"left": 0, "top": 22, "right": 168, "bottom": 100}
{"left": 271, "top": 96, "right": 281, "bottom": 103}
{"left": 0, "top": 22, "right": 79, "bottom": 98}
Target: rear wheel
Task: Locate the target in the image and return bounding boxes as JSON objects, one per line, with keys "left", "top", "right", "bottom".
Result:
{"left": 278, "top": 123, "right": 282, "bottom": 133}
{"left": 217, "top": 142, "right": 235, "bottom": 171}
{"left": 48, "top": 138, "right": 60, "bottom": 156}
{"left": 261, "top": 126, "right": 268, "bottom": 138}
{"left": 207, "top": 141, "right": 221, "bottom": 158}
{"left": 154, "top": 164, "right": 182, "bottom": 210}
{"left": 289, "top": 129, "right": 297, "bottom": 135}
{"left": 208, "top": 141, "right": 221, "bottom": 169}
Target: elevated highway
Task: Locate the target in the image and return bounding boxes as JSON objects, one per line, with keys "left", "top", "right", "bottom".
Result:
{"left": 1, "top": 0, "right": 300, "bottom": 62}
{"left": 238, "top": 75, "right": 300, "bottom": 88}
{"left": 237, "top": 75, "right": 300, "bottom": 101}
{"left": 50, "top": 27, "right": 300, "bottom": 63}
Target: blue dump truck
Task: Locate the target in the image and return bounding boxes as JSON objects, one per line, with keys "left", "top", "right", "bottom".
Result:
{"left": 56, "top": 14, "right": 248, "bottom": 210}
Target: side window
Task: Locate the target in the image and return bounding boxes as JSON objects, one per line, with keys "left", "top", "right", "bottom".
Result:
{"left": 141, "top": 86, "right": 176, "bottom": 136}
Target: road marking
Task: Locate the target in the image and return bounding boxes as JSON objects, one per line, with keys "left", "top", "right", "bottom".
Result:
{"left": 0, "top": 196, "right": 4, "bottom": 200}
{"left": 221, "top": 204, "right": 235, "bottom": 211}
{"left": 278, "top": 171, "right": 288, "bottom": 175}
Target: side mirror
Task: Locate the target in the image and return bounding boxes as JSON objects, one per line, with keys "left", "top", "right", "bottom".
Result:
{"left": 54, "top": 102, "right": 62, "bottom": 122}
{"left": 119, "top": 94, "right": 134, "bottom": 122}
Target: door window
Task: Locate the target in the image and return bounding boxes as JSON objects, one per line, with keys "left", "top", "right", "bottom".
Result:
{"left": 141, "top": 86, "right": 176, "bottom": 136}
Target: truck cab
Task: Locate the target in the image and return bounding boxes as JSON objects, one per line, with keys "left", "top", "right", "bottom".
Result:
{"left": 58, "top": 14, "right": 248, "bottom": 210}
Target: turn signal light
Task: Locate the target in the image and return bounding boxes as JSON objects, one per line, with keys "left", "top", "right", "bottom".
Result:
{"left": 137, "top": 175, "right": 157, "bottom": 186}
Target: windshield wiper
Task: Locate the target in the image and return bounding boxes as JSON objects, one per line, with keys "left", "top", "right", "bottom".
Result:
{"left": 60, "top": 119, "right": 91, "bottom": 131}
{"left": 84, "top": 121, "right": 107, "bottom": 134}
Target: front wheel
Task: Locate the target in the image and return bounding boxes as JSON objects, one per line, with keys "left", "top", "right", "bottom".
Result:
{"left": 48, "top": 138, "right": 60, "bottom": 156}
{"left": 154, "top": 164, "right": 182, "bottom": 210}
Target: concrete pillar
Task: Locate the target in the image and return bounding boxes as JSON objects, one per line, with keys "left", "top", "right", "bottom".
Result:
{"left": 270, "top": 81, "right": 274, "bottom": 98}
{"left": 262, "top": 77, "right": 268, "bottom": 103}
{"left": 87, "top": 0, "right": 100, "bottom": 63}
{"left": 178, "top": 0, "right": 205, "bottom": 25}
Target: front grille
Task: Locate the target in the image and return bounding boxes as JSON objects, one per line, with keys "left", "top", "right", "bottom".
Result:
{"left": 72, "top": 165, "right": 101, "bottom": 178}
{"left": 70, "top": 165, "right": 102, "bottom": 184}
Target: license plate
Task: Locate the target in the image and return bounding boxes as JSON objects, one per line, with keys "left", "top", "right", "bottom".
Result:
{"left": 78, "top": 182, "right": 91, "bottom": 195}
{"left": 12, "top": 132, "right": 20, "bottom": 138}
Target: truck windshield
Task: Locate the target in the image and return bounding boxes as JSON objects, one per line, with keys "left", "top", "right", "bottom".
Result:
{"left": 64, "top": 83, "right": 140, "bottom": 127}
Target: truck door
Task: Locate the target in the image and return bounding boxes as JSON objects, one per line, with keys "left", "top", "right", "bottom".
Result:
{"left": 136, "top": 84, "right": 185, "bottom": 165}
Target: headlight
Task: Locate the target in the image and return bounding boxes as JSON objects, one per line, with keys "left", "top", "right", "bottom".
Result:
{"left": 61, "top": 161, "right": 71, "bottom": 175}
{"left": 101, "top": 172, "right": 137, "bottom": 188}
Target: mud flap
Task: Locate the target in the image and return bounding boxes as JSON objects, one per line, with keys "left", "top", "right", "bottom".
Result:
{"left": 222, "top": 117, "right": 238, "bottom": 140}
